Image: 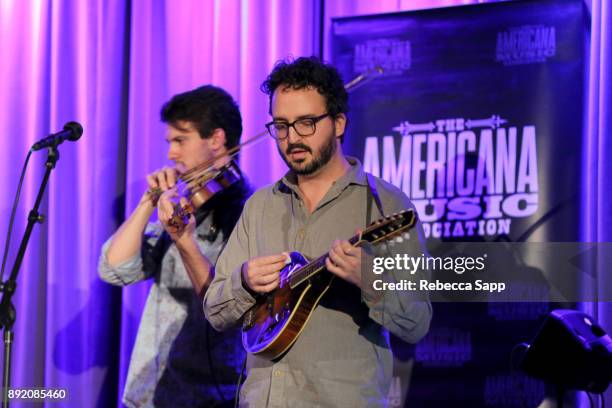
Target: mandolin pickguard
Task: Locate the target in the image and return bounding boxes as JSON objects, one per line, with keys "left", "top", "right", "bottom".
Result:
{"left": 242, "top": 251, "right": 334, "bottom": 359}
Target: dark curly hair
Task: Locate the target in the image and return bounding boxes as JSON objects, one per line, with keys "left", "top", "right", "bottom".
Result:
{"left": 160, "top": 85, "right": 242, "bottom": 149}
{"left": 261, "top": 56, "right": 348, "bottom": 117}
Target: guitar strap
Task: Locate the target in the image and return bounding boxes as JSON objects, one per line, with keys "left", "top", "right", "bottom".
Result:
{"left": 367, "top": 174, "right": 413, "bottom": 406}
{"left": 366, "top": 173, "right": 385, "bottom": 225}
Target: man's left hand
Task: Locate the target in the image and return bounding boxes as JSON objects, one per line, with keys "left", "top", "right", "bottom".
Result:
{"left": 157, "top": 189, "right": 196, "bottom": 244}
{"left": 326, "top": 240, "right": 362, "bottom": 288}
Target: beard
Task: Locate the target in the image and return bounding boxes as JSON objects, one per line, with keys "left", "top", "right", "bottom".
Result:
{"left": 279, "top": 132, "right": 337, "bottom": 176}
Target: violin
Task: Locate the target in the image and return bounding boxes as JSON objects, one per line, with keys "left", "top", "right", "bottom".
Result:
{"left": 147, "top": 159, "right": 246, "bottom": 232}
{"left": 148, "top": 66, "right": 384, "bottom": 232}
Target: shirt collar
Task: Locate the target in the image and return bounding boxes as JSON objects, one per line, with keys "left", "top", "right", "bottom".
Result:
{"left": 273, "top": 156, "right": 368, "bottom": 195}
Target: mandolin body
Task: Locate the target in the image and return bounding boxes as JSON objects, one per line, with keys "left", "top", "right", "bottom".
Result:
{"left": 241, "top": 251, "right": 334, "bottom": 360}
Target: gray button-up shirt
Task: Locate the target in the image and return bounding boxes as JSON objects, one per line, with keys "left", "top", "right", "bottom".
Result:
{"left": 204, "top": 158, "right": 432, "bottom": 408}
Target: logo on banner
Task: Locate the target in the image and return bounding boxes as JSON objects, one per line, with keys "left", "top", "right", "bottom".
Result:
{"left": 496, "top": 25, "right": 556, "bottom": 65}
{"left": 363, "top": 116, "right": 539, "bottom": 239}
{"left": 488, "top": 282, "right": 549, "bottom": 320}
{"left": 484, "top": 374, "right": 544, "bottom": 406}
{"left": 416, "top": 327, "right": 472, "bottom": 367}
{"left": 488, "top": 302, "right": 548, "bottom": 321}
{"left": 354, "top": 38, "right": 411, "bottom": 75}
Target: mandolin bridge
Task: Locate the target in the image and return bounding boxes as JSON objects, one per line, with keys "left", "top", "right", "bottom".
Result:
{"left": 242, "top": 308, "right": 255, "bottom": 330}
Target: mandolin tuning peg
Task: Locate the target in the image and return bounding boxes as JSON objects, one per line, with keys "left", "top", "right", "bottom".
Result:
{"left": 394, "top": 235, "right": 404, "bottom": 243}
{"left": 403, "top": 232, "right": 410, "bottom": 240}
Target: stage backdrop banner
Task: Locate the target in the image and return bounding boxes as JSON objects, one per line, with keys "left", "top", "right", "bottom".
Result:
{"left": 332, "top": 0, "right": 586, "bottom": 406}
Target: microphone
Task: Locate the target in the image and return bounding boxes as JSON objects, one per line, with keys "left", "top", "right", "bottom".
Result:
{"left": 31, "top": 121, "right": 83, "bottom": 151}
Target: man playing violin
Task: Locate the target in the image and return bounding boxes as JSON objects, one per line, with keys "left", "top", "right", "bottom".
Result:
{"left": 99, "top": 85, "right": 251, "bottom": 408}
{"left": 204, "top": 57, "right": 432, "bottom": 407}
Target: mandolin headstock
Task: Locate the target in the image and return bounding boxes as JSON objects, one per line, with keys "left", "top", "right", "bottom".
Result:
{"left": 357, "top": 209, "right": 417, "bottom": 245}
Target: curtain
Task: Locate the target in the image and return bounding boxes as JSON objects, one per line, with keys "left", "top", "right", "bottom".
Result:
{"left": 0, "top": 1, "right": 129, "bottom": 406}
{"left": 0, "top": 0, "right": 608, "bottom": 406}
{"left": 586, "top": 0, "right": 612, "bottom": 404}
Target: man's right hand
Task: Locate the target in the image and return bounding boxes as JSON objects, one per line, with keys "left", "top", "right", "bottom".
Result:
{"left": 140, "top": 167, "right": 178, "bottom": 206}
{"left": 108, "top": 167, "right": 178, "bottom": 267}
{"left": 241, "top": 254, "right": 288, "bottom": 294}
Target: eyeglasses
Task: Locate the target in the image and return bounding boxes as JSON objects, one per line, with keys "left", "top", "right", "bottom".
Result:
{"left": 265, "top": 113, "right": 330, "bottom": 141}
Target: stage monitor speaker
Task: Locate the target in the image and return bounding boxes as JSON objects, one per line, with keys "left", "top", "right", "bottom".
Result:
{"left": 520, "top": 309, "right": 612, "bottom": 393}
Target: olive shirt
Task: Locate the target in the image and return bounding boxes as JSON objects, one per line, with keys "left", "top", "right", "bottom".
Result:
{"left": 204, "top": 158, "right": 432, "bottom": 408}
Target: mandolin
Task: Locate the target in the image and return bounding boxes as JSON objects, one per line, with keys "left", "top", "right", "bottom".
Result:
{"left": 241, "top": 209, "right": 417, "bottom": 360}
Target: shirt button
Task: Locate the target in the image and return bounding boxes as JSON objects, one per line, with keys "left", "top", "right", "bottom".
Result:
{"left": 274, "top": 370, "right": 282, "bottom": 377}
{"left": 297, "top": 229, "right": 305, "bottom": 239}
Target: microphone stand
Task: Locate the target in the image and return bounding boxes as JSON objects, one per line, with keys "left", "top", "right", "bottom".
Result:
{"left": 0, "top": 145, "right": 60, "bottom": 408}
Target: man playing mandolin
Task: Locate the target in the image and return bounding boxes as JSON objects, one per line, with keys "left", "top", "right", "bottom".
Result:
{"left": 205, "top": 57, "right": 432, "bottom": 407}
{"left": 99, "top": 85, "right": 251, "bottom": 407}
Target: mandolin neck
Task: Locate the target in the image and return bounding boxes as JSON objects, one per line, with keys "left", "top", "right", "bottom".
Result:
{"left": 288, "top": 234, "right": 361, "bottom": 288}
